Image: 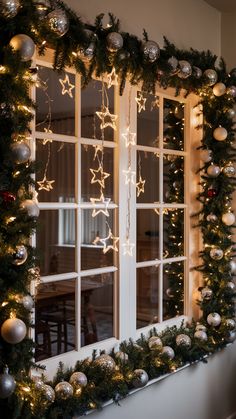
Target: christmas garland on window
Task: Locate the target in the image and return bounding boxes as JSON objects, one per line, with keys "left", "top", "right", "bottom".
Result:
{"left": 0, "top": 1, "right": 236, "bottom": 418}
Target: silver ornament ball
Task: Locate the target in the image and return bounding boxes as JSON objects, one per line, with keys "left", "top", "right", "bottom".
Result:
{"left": 213, "top": 126, "right": 228, "bottom": 141}
{"left": 161, "top": 346, "right": 175, "bottom": 360}
{"left": 227, "top": 108, "right": 235, "bottom": 118}
{"left": 225, "top": 319, "right": 236, "bottom": 330}
{"left": 195, "top": 324, "right": 207, "bottom": 332}
{"left": 10, "top": 34, "right": 35, "bottom": 62}
{"left": 1, "top": 317, "right": 27, "bottom": 344}
{"left": 32, "top": 376, "right": 45, "bottom": 390}
{"left": 212, "top": 82, "right": 226, "bottom": 96}
{"left": 223, "top": 163, "right": 235, "bottom": 177}
{"left": 178, "top": 60, "right": 192, "bottom": 79}
{"left": 225, "top": 331, "right": 236, "bottom": 343}
{"left": 206, "top": 213, "right": 217, "bottom": 222}
{"left": 201, "top": 287, "right": 213, "bottom": 300}
{"left": 200, "top": 149, "right": 212, "bottom": 163}
{"left": 0, "top": 368, "right": 16, "bottom": 399}
{"left": 210, "top": 247, "right": 223, "bottom": 261}
{"left": 176, "top": 334, "right": 191, "bottom": 348}
{"left": 20, "top": 199, "right": 40, "bottom": 217}
{"left": 143, "top": 40, "right": 160, "bottom": 63}
{"left": 168, "top": 56, "right": 178, "bottom": 72}
{"left": 12, "top": 245, "right": 28, "bottom": 265}
{"left": 207, "top": 312, "right": 221, "bottom": 327}
{"left": 42, "top": 384, "right": 55, "bottom": 403}
{"left": 207, "top": 164, "right": 220, "bottom": 178}
{"left": 226, "top": 281, "right": 236, "bottom": 292}
{"left": 55, "top": 381, "right": 73, "bottom": 399}
{"left": 230, "top": 260, "right": 236, "bottom": 274}
{"left": 194, "top": 330, "right": 208, "bottom": 341}
{"left": 11, "top": 142, "right": 31, "bottom": 164}
{"left": 132, "top": 369, "right": 149, "bottom": 388}
{"left": 47, "top": 8, "right": 69, "bottom": 37}
{"left": 222, "top": 212, "right": 235, "bottom": 226}
{"left": 115, "top": 351, "right": 129, "bottom": 363}
{"left": 77, "top": 29, "right": 96, "bottom": 62}
{"left": 22, "top": 295, "right": 34, "bottom": 311}
{"left": 192, "top": 66, "right": 202, "bottom": 79}
{"left": 106, "top": 32, "right": 123, "bottom": 53}
{"left": 204, "top": 69, "right": 218, "bottom": 86}
{"left": 94, "top": 354, "right": 116, "bottom": 371}
{"left": 0, "top": 0, "right": 20, "bottom": 18}
{"left": 227, "top": 85, "right": 236, "bottom": 97}
{"left": 148, "top": 336, "right": 163, "bottom": 350}
{"left": 69, "top": 372, "right": 87, "bottom": 388}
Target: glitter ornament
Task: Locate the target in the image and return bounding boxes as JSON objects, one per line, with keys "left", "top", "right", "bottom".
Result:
{"left": 223, "top": 163, "right": 235, "bottom": 177}
{"left": 148, "top": 336, "right": 163, "bottom": 350}
{"left": 1, "top": 317, "right": 27, "bottom": 344}
{"left": 213, "top": 82, "right": 226, "bottom": 96}
{"left": 46, "top": 8, "right": 69, "bottom": 37}
{"left": 93, "top": 354, "right": 116, "bottom": 371}
{"left": 12, "top": 245, "right": 28, "bottom": 265}
{"left": 222, "top": 212, "right": 235, "bottom": 226}
{"left": 210, "top": 247, "right": 223, "bottom": 260}
{"left": 143, "top": 40, "right": 160, "bottom": 63}
{"left": 0, "top": 0, "right": 20, "bottom": 18}
{"left": 132, "top": 369, "right": 149, "bottom": 388}
{"left": 192, "top": 66, "right": 202, "bottom": 79}
{"left": 204, "top": 69, "right": 218, "bottom": 86}
{"left": 10, "top": 34, "right": 35, "bottom": 61}
{"left": 201, "top": 287, "right": 213, "bottom": 300}
{"left": 42, "top": 384, "right": 55, "bottom": 403}
{"left": 106, "top": 32, "right": 123, "bottom": 52}
{"left": 227, "top": 85, "right": 236, "bottom": 97}
{"left": 77, "top": 29, "right": 96, "bottom": 62}
{"left": 55, "top": 381, "right": 73, "bottom": 399}
{"left": 69, "top": 372, "right": 87, "bottom": 388}
{"left": 161, "top": 346, "right": 175, "bottom": 360}
{"left": 207, "top": 312, "right": 221, "bottom": 327}
{"left": 225, "top": 331, "right": 236, "bottom": 343}
{"left": 195, "top": 324, "right": 207, "bottom": 332}
{"left": 213, "top": 126, "right": 228, "bottom": 141}
{"left": 32, "top": 376, "right": 44, "bottom": 390}
{"left": 168, "top": 56, "right": 178, "bottom": 72}
{"left": 176, "top": 334, "right": 191, "bottom": 348}
{"left": 200, "top": 149, "right": 212, "bottom": 163}
{"left": 10, "top": 142, "right": 31, "bottom": 164}
{"left": 207, "top": 164, "right": 220, "bottom": 177}
{"left": 178, "top": 60, "right": 192, "bottom": 79}
{"left": 225, "top": 319, "right": 236, "bottom": 330}
{"left": 0, "top": 368, "right": 16, "bottom": 399}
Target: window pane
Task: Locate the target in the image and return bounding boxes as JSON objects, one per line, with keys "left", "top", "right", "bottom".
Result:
{"left": 81, "top": 80, "right": 115, "bottom": 141}
{"left": 81, "top": 210, "right": 116, "bottom": 270}
{"left": 163, "top": 155, "right": 184, "bottom": 203}
{"left": 137, "top": 92, "right": 159, "bottom": 147}
{"left": 136, "top": 151, "right": 159, "bottom": 203}
{"left": 81, "top": 144, "right": 114, "bottom": 202}
{"left": 35, "top": 279, "right": 76, "bottom": 361}
{"left": 37, "top": 210, "right": 76, "bottom": 276}
{"left": 137, "top": 209, "right": 159, "bottom": 262}
{"left": 36, "top": 140, "right": 75, "bottom": 203}
{"left": 163, "top": 208, "right": 184, "bottom": 258}
{"left": 137, "top": 266, "right": 159, "bottom": 329}
{"left": 36, "top": 66, "right": 75, "bottom": 136}
{"left": 81, "top": 273, "right": 114, "bottom": 346}
{"left": 163, "top": 99, "right": 185, "bottom": 151}
{"left": 163, "top": 261, "right": 184, "bottom": 320}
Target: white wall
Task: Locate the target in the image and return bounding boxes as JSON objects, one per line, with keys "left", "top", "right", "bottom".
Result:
{"left": 65, "top": 1, "right": 235, "bottom": 419}
{"left": 221, "top": 12, "right": 236, "bottom": 71}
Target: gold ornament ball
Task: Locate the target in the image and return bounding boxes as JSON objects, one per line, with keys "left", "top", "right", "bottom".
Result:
{"left": 210, "top": 247, "right": 223, "bottom": 260}
{"left": 94, "top": 354, "right": 116, "bottom": 371}
{"left": 223, "top": 163, "right": 235, "bottom": 177}
{"left": 1, "top": 317, "right": 27, "bottom": 344}
{"left": 0, "top": 0, "right": 20, "bottom": 19}
{"left": 212, "top": 82, "right": 226, "bottom": 96}
{"left": 213, "top": 126, "right": 228, "bottom": 141}
{"left": 148, "top": 336, "right": 163, "bottom": 350}
{"left": 42, "top": 384, "right": 55, "bottom": 403}
{"left": 69, "top": 372, "right": 87, "bottom": 388}
{"left": 55, "top": 381, "right": 73, "bottom": 399}
{"left": 176, "top": 334, "right": 191, "bottom": 348}
{"left": 10, "top": 34, "right": 35, "bottom": 61}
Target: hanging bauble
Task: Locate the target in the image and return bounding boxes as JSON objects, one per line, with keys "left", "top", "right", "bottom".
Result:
{"left": 9, "top": 34, "right": 35, "bottom": 62}
{"left": 132, "top": 369, "right": 149, "bottom": 388}
{"left": 21, "top": 295, "right": 34, "bottom": 311}
{"left": 42, "top": 384, "right": 55, "bottom": 403}
{"left": 207, "top": 164, "right": 221, "bottom": 178}
{"left": 203, "top": 69, "right": 218, "bottom": 86}
{"left": 1, "top": 317, "right": 27, "bottom": 344}
{"left": 175, "top": 334, "right": 191, "bottom": 348}
{"left": 69, "top": 372, "right": 87, "bottom": 388}
{"left": 201, "top": 287, "right": 213, "bottom": 300}
{"left": 210, "top": 247, "right": 223, "bottom": 260}
{"left": 161, "top": 346, "right": 175, "bottom": 360}
{"left": 194, "top": 330, "right": 208, "bottom": 341}
{"left": 106, "top": 32, "right": 123, "bottom": 53}
{"left": 222, "top": 212, "right": 235, "bottom": 226}
{"left": 148, "top": 336, "right": 163, "bottom": 350}
{"left": 177, "top": 60, "right": 192, "bottom": 79}
{"left": 33, "top": 0, "right": 50, "bottom": 17}
{"left": 212, "top": 82, "right": 226, "bottom": 96}
{"left": 20, "top": 199, "right": 40, "bottom": 217}
{"left": 0, "top": 0, "right": 20, "bottom": 18}
{"left": 226, "top": 85, "right": 236, "bottom": 97}
{"left": 143, "top": 40, "right": 160, "bottom": 63}
{"left": 226, "top": 281, "right": 236, "bottom": 292}
{"left": 93, "top": 354, "right": 116, "bottom": 371}
{"left": 200, "top": 149, "right": 212, "bottom": 163}
{"left": 195, "top": 324, "right": 207, "bottom": 332}
{"left": 213, "top": 126, "right": 228, "bottom": 141}
{"left": 77, "top": 29, "right": 96, "bottom": 62}
{"left": 225, "top": 319, "right": 236, "bottom": 330}
{"left": 225, "top": 331, "right": 236, "bottom": 343}
{"left": 168, "top": 56, "right": 178, "bottom": 72}
{"left": 46, "top": 8, "right": 69, "bottom": 37}
{"left": 192, "top": 66, "right": 202, "bottom": 79}
{"left": 10, "top": 142, "right": 31, "bottom": 164}
{"left": 229, "top": 260, "right": 236, "bottom": 274}
{"left": 55, "top": 381, "right": 73, "bottom": 399}
{"left": 207, "top": 312, "right": 221, "bottom": 327}
{"left": 0, "top": 368, "right": 16, "bottom": 399}
{"left": 207, "top": 188, "right": 217, "bottom": 198}
{"left": 12, "top": 245, "right": 28, "bottom": 265}
{"left": 0, "top": 191, "right": 16, "bottom": 204}
{"left": 222, "top": 163, "right": 235, "bottom": 177}
{"left": 206, "top": 213, "right": 217, "bottom": 222}
{"left": 32, "top": 376, "right": 44, "bottom": 390}
{"left": 227, "top": 108, "right": 235, "bottom": 118}
{"left": 115, "top": 351, "right": 129, "bottom": 363}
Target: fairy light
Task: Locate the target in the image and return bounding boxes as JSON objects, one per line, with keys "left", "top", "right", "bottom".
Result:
{"left": 136, "top": 152, "right": 145, "bottom": 196}
{"left": 135, "top": 91, "right": 146, "bottom": 113}
{"left": 107, "top": 67, "right": 118, "bottom": 89}
{"left": 59, "top": 73, "right": 75, "bottom": 98}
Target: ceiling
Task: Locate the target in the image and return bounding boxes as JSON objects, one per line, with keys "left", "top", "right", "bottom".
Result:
{"left": 204, "top": 0, "right": 236, "bottom": 12}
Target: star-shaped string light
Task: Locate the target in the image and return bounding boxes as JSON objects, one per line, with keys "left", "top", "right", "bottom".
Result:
{"left": 107, "top": 67, "right": 118, "bottom": 89}
{"left": 42, "top": 127, "right": 53, "bottom": 145}
{"left": 96, "top": 106, "right": 118, "bottom": 131}
{"left": 136, "top": 175, "right": 146, "bottom": 197}
{"left": 90, "top": 194, "right": 111, "bottom": 217}
{"left": 151, "top": 96, "right": 160, "bottom": 110}
{"left": 123, "top": 167, "right": 136, "bottom": 185}
{"left": 122, "top": 238, "right": 135, "bottom": 256}
{"left": 92, "top": 235, "right": 101, "bottom": 245}
{"left": 100, "top": 228, "right": 119, "bottom": 254}
{"left": 122, "top": 126, "right": 137, "bottom": 147}
{"left": 37, "top": 175, "right": 55, "bottom": 191}
{"left": 59, "top": 74, "right": 75, "bottom": 98}
{"left": 135, "top": 92, "right": 146, "bottom": 113}
{"left": 93, "top": 144, "right": 103, "bottom": 160}
{"left": 90, "top": 165, "right": 110, "bottom": 188}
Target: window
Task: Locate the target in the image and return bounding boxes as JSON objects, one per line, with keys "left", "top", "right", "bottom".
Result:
{"left": 32, "top": 50, "right": 199, "bottom": 375}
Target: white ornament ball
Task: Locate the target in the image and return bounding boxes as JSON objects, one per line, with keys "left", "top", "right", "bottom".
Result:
{"left": 194, "top": 330, "right": 208, "bottom": 341}
{"left": 161, "top": 346, "right": 175, "bottom": 360}
{"left": 46, "top": 8, "right": 69, "bottom": 37}
{"left": 148, "top": 336, "right": 163, "bottom": 350}
{"left": 195, "top": 324, "right": 207, "bottom": 332}
{"left": 225, "top": 331, "right": 236, "bottom": 343}
{"left": 143, "top": 40, "right": 160, "bottom": 63}
{"left": 230, "top": 260, "right": 236, "bottom": 274}
{"left": 201, "top": 287, "right": 213, "bottom": 300}
{"left": 10, "top": 142, "right": 31, "bottom": 164}
{"left": 0, "top": 368, "right": 16, "bottom": 399}
{"left": 42, "top": 384, "right": 55, "bottom": 403}
{"left": 178, "top": 60, "right": 192, "bottom": 79}
{"left": 227, "top": 85, "right": 236, "bottom": 97}
{"left": 213, "top": 126, "right": 228, "bottom": 141}
{"left": 132, "top": 369, "right": 149, "bottom": 388}
{"left": 200, "top": 149, "right": 212, "bottom": 163}
{"left": 106, "top": 32, "right": 123, "bottom": 53}
{"left": 69, "top": 372, "right": 87, "bottom": 388}
{"left": 0, "top": 0, "right": 20, "bottom": 18}
{"left": 207, "top": 312, "right": 221, "bottom": 327}
{"left": 115, "top": 351, "right": 129, "bottom": 363}
{"left": 226, "top": 281, "right": 236, "bottom": 292}
{"left": 222, "top": 212, "right": 235, "bottom": 226}
{"left": 22, "top": 295, "right": 34, "bottom": 311}
{"left": 12, "top": 245, "right": 28, "bottom": 265}
{"left": 207, "top": 164, "right": 221, "bottom": 177}
{"left": 10, "top": 34, "right": 35, "bottom": 61}
{"left": 204, "top": 69, "right": 218, "bottom": 86}
{"left": 55, "top": 381, "right": 73, "bottom": 399}
{"left": 175, "top": 334, "right": 191, "bottom": 348}
{"left": 213, "top": 82, "right": 226, "bottom": 96}
{"left": 94, "top": 354, "right": 116, "bottom": 371}
{"left": 20, "top": 199, "right": 40, "bottom": 217}
{"left": 210, "top": 247, "right": 223, "bottom": 260}
{"left": 1, "top": 317, "right": 27, "bottom": 344}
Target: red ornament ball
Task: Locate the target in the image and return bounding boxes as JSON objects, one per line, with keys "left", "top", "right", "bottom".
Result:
{"left": 0, "top": 191, "right": 16, "bottom": 203}
{"left": 207, "top": 188, "right": 217, "bottom": 198}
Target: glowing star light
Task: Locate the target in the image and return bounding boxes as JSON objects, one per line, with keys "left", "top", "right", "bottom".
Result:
{"left": 37, "top": 176, "right": 55, "bottom": 191}
{"left": 122, "top": 126, "right": 136, "bottom": 147}
{"left": 135, "top": 92, "right": 146, "bottom": 113}
{"left": 90, "top": 194, "right": 111, "bottom": 217}
{"left": 90, "top": 165, "right": 110, "bottom": 188}
{"left": 42, "top": 128, "right": 53, "bottom": 145}
{"left": 136, "top": 175, "right": 145, "bottom": 197}
{"left": 96, "top": 106, "right": 118, "bottom": 131}
{"left": 122, "top": 239, "right": 135, "bottom": 256}
{"left": 59, "top": 74, "right": 75, "bottom": 98}
{"left": 123, "top": 167, "right": 136, "bottom": 185}
{"left": 100, "top": 228, "right": 119, "bottom": 254}
{"left": 93, "top": 144, "right": 103, "bottom": 159}
{"left": 107, "top": 68, "right": 118, "bottom": 89}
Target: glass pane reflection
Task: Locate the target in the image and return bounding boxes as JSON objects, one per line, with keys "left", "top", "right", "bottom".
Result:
{"left": 163, "top": 261, "right": 184, "bottom": 320}
{"left": 136, "top": 151, "right": 159, "bottom": 204}
{"left": 163, "top": 208, "right": 184, "bottom": 259}
{"left": 137, "top": 209, "right": 159, "bottom": 262}
{"left": 137, "top": 266, "right": 159, "bottom": 329}
{"left": 35, "top": 279, "right": 76, "bottom": 361}
{"left": 81, "top": 273, "right": 114, "bottom": 346}
{"left": 137, "top": 92, "right": 159, "bottom": 147}
{"left": 163, "top": 155, "right": 184, "bottom": 203}
{"left": 163, "top": 99, "right": 185, "bottom": 151}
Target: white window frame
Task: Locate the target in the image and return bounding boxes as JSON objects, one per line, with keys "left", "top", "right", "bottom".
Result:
{"left": 30, "top": 49, "right": 202, "bottom": 379}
